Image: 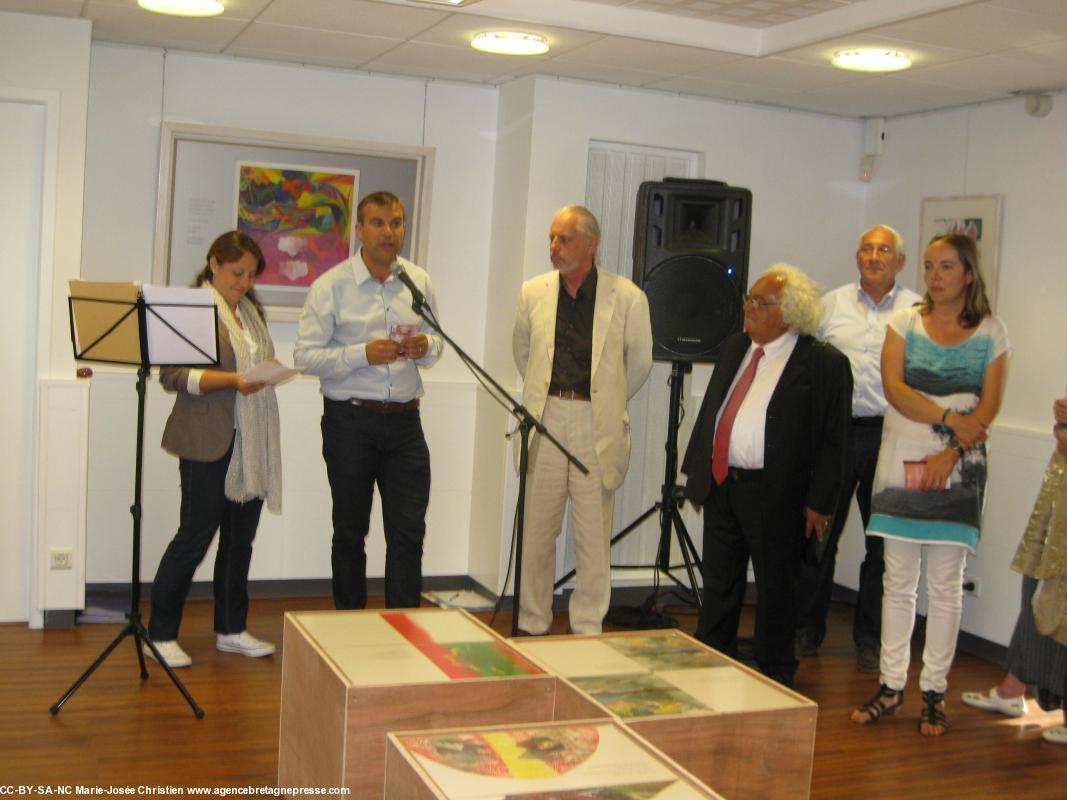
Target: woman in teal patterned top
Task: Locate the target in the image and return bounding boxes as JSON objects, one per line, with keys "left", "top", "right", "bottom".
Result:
{"left": 851, "top": 233, "right": 1010, "bottom": 736}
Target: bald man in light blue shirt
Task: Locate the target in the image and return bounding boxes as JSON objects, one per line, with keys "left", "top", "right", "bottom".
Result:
{"left": 796, "top": 225, "right": 921, "bottom": 673}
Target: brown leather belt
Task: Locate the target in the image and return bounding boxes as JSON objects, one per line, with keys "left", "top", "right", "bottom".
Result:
{"left": 549, "top": 388, "right": 591, "bottom": 401}
{"left": 349, "top": 397, "right": 419, "bottom": 413}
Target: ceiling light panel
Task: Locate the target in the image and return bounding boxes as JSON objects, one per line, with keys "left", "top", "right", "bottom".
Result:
{"left": 831, "top": 48, "right": 912, "bottom": 72}
{"left": 471, "top": 31, "right": 549, "bottom": 55}
{"left": 404, "top": 0, "right": 481, "bottom": 6}
{"left": 137, "top": 0, "right": 224, "bottom": 16}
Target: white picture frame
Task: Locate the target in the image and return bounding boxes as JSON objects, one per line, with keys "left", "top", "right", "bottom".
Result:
{"left": 153, "top": 122, "right": 434, "bottom": 322}
{"left": 918, "top": 194, "right": 1002, "bottom": 310}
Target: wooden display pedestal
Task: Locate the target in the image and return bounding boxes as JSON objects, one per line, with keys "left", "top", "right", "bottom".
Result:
{"left": 386, "top": 718, "right": 725, "bottom": 799}
{"left": 277, "top": 609, "right": 604, "bottom": 797}
{"left": 512, "top": 629, "right": 817, "bottom": 800}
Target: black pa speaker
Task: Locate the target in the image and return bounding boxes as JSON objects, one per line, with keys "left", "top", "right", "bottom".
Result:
{"left": 632, "top": 179, "right": 751, "bottom": 362}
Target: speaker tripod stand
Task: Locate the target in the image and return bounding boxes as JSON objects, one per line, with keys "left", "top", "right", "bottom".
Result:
{"left": 554, "top": 361, "right": 703, "bottom": 623}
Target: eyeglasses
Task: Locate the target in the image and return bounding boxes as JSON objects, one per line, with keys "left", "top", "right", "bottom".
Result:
{"left": 859, "top": 243, "right": 895, "bottom": 256}
{"left": 743, "top": 293, "right": 779, "bottom": 309}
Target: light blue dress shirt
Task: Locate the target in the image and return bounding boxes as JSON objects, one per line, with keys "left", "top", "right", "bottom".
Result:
{"left": 818, "top": 281, "right": 922, "bottom": 418}
{"left": 294, "top": 251, "right": 443, "bottom": 402}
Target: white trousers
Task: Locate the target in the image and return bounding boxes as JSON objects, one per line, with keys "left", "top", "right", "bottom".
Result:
{"left": 880, "top": 537, "right": 967, "bottom": 694}
{"left": 519, "top": 397, "right": 614, "bottom": 635}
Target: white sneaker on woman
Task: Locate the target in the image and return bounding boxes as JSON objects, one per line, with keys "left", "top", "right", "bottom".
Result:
{"left": 216, "top": 630, "right": 276, "bottom": 658}
{"left": 1041, "top": 725, "right": 1067, "bottom": 744}
{"left": 143, "top": 640, "right": 192, "bottom": 668}
{"left": 961, "top": 687, "right": 1027, "bottom": 717}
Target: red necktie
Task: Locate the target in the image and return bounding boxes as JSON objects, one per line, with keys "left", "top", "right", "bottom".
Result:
{"left": 711, "top": 347, "right": 765, "bottom": 485}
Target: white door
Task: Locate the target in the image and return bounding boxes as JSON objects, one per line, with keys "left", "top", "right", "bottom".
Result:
{"left": 0, "top": 99, "right": 45, "bottom": 621}
{"left": 551, "top": 142, "right": 701, "bottom": 590}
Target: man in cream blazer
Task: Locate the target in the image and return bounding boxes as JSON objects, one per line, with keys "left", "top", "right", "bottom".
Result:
{"left": 513, "top": 205, "right": 653, "bottom": 634}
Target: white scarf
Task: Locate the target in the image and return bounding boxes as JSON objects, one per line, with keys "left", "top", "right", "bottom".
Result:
{"left": 212, "top": 288, "right": 283, "bottom": 513}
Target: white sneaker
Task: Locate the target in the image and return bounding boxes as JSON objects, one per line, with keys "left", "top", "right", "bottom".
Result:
{"left": 216, "top": 630, "right": 276, "bottom": 658}
{"left": 961, "top": 687, "right": 1027, "bottom": 718}
{"left": 1042, "top": 725, "right": 1067, "bottom": 744}
{"left": 144, "top": 639, "right": 192, "bottom": 668}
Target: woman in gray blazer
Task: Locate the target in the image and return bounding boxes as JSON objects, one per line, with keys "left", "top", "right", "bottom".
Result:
{"left": 145, "top": 231, "right": 282, "bottom": 669}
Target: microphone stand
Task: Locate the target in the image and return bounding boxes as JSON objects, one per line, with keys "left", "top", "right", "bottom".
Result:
{"left": 398, "top": 277, "right": 586, "bottom": 636}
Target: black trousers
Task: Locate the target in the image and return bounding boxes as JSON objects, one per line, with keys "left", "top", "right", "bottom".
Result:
{"left": 322, "top": 398, "right": 431, "bottom": 610}
{"left": 796, "top": 419, "right": 883, "bottom": 647}
{"left": 148, "top": 440, "right": 264, "bottom": 641}
{"left": 697, "top": 475, "right": 800, "bottom": 687}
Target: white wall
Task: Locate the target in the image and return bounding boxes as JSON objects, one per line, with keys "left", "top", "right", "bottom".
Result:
{"left": 81, "top": 44, "right": 498, "bottom": 586}
{"left": 0, "top": 99, "right": 45, "bottom": 622}
{"left": 0, "top": 11, "right": 91, "bottom": 624}
{"left": 830, "top": 96, "right": 1067, "bottom": 646}
{"left": 65, "top": 27, "right": 1053, "bottom": 651}
{"left": 522, "top": 79, "right": 866, "bottom": 289}
{"left": 81, "top": 55, "right": 869, "bottom": 597}
{"left": 513, "top": 77, "right": 867, "bottom": 425}
{"left": 489, "top": 77, "right": 867, "bottom": 583}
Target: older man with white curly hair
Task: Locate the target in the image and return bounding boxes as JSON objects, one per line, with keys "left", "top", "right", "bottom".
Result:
{"left": 681, "top": 263, "right": 852, "bottom": 687}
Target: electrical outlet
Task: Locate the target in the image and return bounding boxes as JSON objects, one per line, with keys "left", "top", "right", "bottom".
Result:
{"left": 50, "top": 547, "right": 73, "bottom": 571}
{"left": 962, "top": 576, "right": 980, "bottom": 597}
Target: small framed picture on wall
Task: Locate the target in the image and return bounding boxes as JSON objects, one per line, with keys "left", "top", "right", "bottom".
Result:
{"left": 919, "top": 194, "right": 1002, "bottom": 310}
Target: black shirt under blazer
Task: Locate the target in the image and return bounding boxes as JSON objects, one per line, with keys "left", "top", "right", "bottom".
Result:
{"left": 681, "top": 332, "right": 852, "bottom": 544}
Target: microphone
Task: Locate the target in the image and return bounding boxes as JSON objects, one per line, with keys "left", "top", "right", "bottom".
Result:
{"left": 392, "top": 262, "right": 426, "bottom": 312}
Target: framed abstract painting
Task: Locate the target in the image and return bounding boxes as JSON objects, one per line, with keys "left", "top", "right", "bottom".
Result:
{"left": 234, "top": 162, "right": 358, "bottom": 301}
{"left": 154, "top": 122, "right": 434, "bottom": 321}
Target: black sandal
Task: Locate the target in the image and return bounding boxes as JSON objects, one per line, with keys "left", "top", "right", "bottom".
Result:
{"left": 852, "top": 683, "right": 904, "bottom": 725}
{"left": 919, "top": 690, "right": 948, "bottom": 735}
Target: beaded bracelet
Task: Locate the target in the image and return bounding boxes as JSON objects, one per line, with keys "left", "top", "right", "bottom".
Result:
{"left": 939, "top": 407, "right": 952, "bottom": 434}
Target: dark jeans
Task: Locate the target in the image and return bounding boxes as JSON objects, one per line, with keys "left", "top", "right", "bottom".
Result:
{"left": 148, "top": 440, "right": 264, "bottom": 641}
{"left": 796, "top": 418, "right": 883, "bottom": 647}
{"left": 697, "top": 476, "right": 800, "bottom": 687}
{"left": 322, "top": 398, "right": 430, "bottom": 610}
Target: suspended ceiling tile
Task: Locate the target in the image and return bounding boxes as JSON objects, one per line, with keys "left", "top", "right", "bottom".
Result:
{"left": 871, "top": 3, "right": 1067, "bottom": 53}
{"left": 522, "top": 60, "right": 676, "bottom": 88}
{"left": 365, "top": 39, "right": 544, "bottom": 82}
{"left": 909, "top": 53, "right": 1067, "bottom": 94}
{"left": 257, "top": 0, "right": 449, "bottom": 39}
{"left": 643, "top": 73, "right": 801, "bottom": 105}
{"left": 0, "top": 0, "right": 83, "bottom": 14}
{"left": 85, "top": 1, "right": 251, "bottom": 51}
{"left": 228, "top": 23, "right": 403, "bottom": 68}
{"left": 792, "top": 73, "right": 1003, "bottom": 117}
{"left": 555, "top": 34, "right": 740, "bottom": 72}
{"left": 985, "top": 0, "right": 1067, "bottom": 20}
{"left": 1004, "top": 37, "right": 1067, "bottom": 67}
{"left": 688, "top": 53, "right": 864, "bottom": 91}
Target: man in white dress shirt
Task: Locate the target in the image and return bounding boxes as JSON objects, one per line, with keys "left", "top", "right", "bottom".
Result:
{"left": 681, "top": 265, "right": 852, "bottom": 688}
{"left": 795, "top": 225, "right": 922, "bottom": 672}
{"left": 295, "top": 191, "right": 443, "bottom": 611}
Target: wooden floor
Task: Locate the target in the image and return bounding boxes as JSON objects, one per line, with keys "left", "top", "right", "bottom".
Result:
{"left": 2, "top": 594, "right": 1065, "bottom": 797}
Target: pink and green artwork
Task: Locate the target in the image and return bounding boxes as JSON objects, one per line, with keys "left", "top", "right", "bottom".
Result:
{"left": 235, "top": 162, "right": 358, "bottom": 290}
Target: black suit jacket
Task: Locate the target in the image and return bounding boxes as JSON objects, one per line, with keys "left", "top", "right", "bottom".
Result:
{"left": 681, "top": 332, "right": 852, "bottom": 536}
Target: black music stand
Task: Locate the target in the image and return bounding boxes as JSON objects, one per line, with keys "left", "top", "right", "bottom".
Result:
{"left": 51, "top": 282, "right": 219, "bottom": 718}
{"left": 393, "top": 277, "right": 586, "bottom": 636}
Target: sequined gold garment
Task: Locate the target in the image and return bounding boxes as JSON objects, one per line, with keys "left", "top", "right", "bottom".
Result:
{"left": 1013, "top": 450, "right": 1067, "bottom": 644}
